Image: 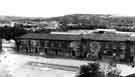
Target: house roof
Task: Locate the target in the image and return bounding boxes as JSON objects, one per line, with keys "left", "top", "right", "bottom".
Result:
{"left": 83, "top": 32, "right": 131, "bottom": 41}
{"left": 16, "top": 30, "right": 135, "bottom": 41}
{"left": 16, "top": 33, "right": 82, "bottom": 41}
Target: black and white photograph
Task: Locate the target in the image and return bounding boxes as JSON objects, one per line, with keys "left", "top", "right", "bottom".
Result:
{"left": 0, "top": 0, "right": 135, "bottom": 77}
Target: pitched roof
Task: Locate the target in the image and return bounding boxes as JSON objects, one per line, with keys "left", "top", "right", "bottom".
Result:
{"left": 16, "top": 33, "right": 82, "bottom": 41}
{"left": 16, "top": 31, "right": 135, "bottom": 41}
{"left": 83, "top": 32, "right": 131, "bottom": 41}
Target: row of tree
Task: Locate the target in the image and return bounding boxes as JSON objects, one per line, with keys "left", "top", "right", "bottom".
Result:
{"left": 76, "top": 62, "right": 121, "bottom": 77}
{"left": 0, "top": 26, "right": 27, "bottom": 40}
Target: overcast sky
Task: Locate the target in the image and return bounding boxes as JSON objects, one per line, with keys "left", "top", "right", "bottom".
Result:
{"left": 0, "top": 0, "right": 135, "bottom": 17}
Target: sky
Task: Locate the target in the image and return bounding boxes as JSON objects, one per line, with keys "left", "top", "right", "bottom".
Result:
{"left": 0, "top": 0, "right": 135, "bottom": 17}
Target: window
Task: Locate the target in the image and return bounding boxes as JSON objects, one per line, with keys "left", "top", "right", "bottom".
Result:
{"left": 102, "top": 42, "right": 115, "bottom": 55}
{"left": 36, "top": 40, "right": 40, "bottom": 47}
{"left": 44, "top": 40, "right": 49, "bottom": 47}
{"left": 30, "top": 40, "right": 37, "bottom": 47}
{"left": 50, "top": 41, "right": 55, "bottom": 47}
{"left": 62, "top": 41, "right": 68, "bottom": 48}
{"left": 20, "top": 40, "right": 28, "bottom": 47}
{"left": 70, "top": 41, "right": 80, "bottom": 48}
{"left": 40, "top": 40, "right": 44, "bottom": 47}
{"left": 58, "top": 41, "right": 62, "bottom": 48}
{"left": 130, "top": 45, "right": 135, "bottom": 56}
{"left": 119, "top": 43, "right": 126, "bottom": 52}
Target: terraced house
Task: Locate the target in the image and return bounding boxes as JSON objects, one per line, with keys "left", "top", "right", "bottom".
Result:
{"left": 15, "top": 30, "right": 135, "bottom": 63}
{"left": 15, "top": 33, "right": 82, "bottom": 57}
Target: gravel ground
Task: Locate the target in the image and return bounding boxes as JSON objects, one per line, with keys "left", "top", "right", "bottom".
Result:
{"left": 0, "top": 49, "right": 76, "bottom": 77}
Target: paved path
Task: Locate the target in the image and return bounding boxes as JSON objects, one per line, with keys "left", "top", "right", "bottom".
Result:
{"left": 16, "top": 54, "right": 96, "bottom": 67}
{"left": 27, "top": 61, "right": 79, "bottom": 72}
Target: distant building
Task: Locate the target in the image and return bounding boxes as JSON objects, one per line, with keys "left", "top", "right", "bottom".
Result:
{"left": 0, "top": 23, "right": 11, "bottom": 27}
{"left": 66, "top": 23, "right": 78, "bottom": 27}
{"left": 45, "top": 21, "right": 60, "bottom": 29}
{"left": 10, "top": 22, "right": 16, "bottom": 27}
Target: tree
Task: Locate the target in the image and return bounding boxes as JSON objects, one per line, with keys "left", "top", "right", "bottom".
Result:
{"left": 76, "top": 62, "right": 100, "bottom": 77}
{"left": 2, "top": 26, "right": 13, "bottom": 40}
{"left": 12, "top": 26, "right": 27, "bottom": 39}
{"left": 0, "top": 25, "right": 27, "bottom": 40}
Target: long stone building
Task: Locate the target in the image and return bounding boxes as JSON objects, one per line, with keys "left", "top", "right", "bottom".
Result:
{"left": 15, "top": 30, "right": 135, "bottom": 62}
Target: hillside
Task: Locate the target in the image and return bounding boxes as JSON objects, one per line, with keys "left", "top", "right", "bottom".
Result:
{"left": 1, "top": 14, "right": 135, "bottom": 31}
{"left": 43, "top": 14, "right": 135, "bottom": 31}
